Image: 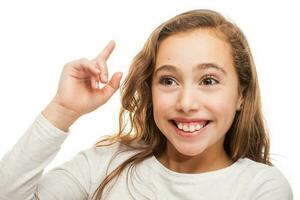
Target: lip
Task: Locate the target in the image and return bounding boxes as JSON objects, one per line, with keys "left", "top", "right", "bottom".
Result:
{"left": 170, "top": 120, "right": 210, "bottom": 138}
{"left": 172, "top": 117, "right": 209, "bottom": 123}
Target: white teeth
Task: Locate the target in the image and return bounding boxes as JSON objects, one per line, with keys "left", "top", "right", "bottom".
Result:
{"left": 189, "top": 125, "right": 196, "bottom": 132}
{"left": 183, "top": 124, "right": 189, "bottom": 132}
{"left": 178, "top": 123, "right": 183, "bottom": 129}
{"left": 175, "top": 122, "right": 206, "bottom": 132}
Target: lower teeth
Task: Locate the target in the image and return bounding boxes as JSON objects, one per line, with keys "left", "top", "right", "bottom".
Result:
{"left": 183, "top": 129, "right": 200, "bottom": 133}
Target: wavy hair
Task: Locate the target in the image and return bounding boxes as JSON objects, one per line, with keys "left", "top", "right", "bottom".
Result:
{"left": 90, "top": 9, "right": 271, "bottom": 199}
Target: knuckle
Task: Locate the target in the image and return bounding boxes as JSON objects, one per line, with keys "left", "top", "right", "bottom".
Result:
{"left": 64, "top": 60, "right": 75, "bottom": 68}
{"left": 95, "top": 59, "right": 107, "bottom": 71}
{"left": 95, "top": 59, "right": 104, "bottom": 67}
{"left": 80, "top": 58, "right": 95, "bottom": 69}
{"left": 79, "top": 57, "right": 89, "bottom": 63}
{"left": 102, "top": 72, "right": 108, "bottom": 76}
{"left": 101, "top": 61, "right": 108, "bottom": 70}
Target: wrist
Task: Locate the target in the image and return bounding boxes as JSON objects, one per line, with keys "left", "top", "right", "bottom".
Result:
{"left": 42, "top": 101, "right": 80, "bottom": 132}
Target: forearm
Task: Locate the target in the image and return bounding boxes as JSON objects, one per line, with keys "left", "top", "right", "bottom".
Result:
{"left": 42, "top": 101, "right": 80, "bottom": 132}
{"left": 0, "top": 113, "right": 69, "bottom": 199}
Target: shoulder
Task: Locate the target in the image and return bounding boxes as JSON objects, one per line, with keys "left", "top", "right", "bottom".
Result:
{"left": 240, "top": 158, "right": 290, "bottom": 183}
{"left": 238, "top": 158, "right": 293, "bottom": 199}
{"left": 81, "top": 141, "right": 137, "bottom": 164}
{"left": 79, "top": 141, "right": 140, "bottom": 177}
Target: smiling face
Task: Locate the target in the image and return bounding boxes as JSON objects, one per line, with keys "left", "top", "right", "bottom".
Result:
{"left": 151, "top": 29, "right": 243, "bottom": 160}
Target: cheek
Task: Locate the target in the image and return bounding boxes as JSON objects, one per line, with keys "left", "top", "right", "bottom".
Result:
{"left": 208, "top": 90, "right": 239, "bottom": 124}
{"left": 151, "top": 88, "right": 178, "bottom": 130}
{"left": 152, "top": 90, "right": 166, "bottom": 125}
{"left": 152, "top": 89, "right": 175, "bottom": 112}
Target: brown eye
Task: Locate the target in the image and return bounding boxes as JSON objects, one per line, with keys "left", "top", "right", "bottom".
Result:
{"left": 159, "top": 76, "right": 177, "bottom": 86}
{"left": 201, "top": 76, "right": 219, "bottom": 86}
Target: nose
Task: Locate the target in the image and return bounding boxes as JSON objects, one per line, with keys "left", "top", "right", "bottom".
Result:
{"left": 175, "top": 87, "right": 200, "bottom": 113}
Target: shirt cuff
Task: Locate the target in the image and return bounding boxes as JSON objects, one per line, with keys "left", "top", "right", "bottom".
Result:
{"left": 36, "top": 112, "right": 70, "bottom": 139}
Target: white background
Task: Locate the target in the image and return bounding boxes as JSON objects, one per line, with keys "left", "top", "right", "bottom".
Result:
{"left": 0, "top": 0, "right": 299, "bottom": 198}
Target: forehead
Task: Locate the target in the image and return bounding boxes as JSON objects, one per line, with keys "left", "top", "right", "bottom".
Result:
{"left": 154, "top": 29, "right": 234, "bottom": 73}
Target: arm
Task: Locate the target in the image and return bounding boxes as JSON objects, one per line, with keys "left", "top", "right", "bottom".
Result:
{"left": 0, "top": 40, "right": 122, "bottom": 200}
{"left": 0, "top": 110, "right": 92, "bottom": 200}
{"left": 0, "top": 111, "right": 69, "bottom": 199}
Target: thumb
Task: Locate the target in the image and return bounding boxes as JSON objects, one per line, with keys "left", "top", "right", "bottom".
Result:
{"left": 97, "top": 72, "right": 123, "bottom": 103}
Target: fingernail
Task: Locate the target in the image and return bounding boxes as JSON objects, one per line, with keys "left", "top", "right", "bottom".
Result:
{"left": 102, "top": 75, "right": 107, "bottom": 83}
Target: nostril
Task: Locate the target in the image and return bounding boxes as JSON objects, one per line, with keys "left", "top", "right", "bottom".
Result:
{"left": 175, "top": 99, "right": 199, "bottom": 112}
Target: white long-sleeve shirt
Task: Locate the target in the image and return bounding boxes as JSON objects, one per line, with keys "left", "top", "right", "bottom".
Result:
{"left": 0, "top": 113, "right": 293, "bottom": 200}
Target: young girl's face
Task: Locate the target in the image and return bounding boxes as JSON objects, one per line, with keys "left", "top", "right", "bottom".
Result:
{"left": 151, "top": 29, "right": 243, "bottom": 157}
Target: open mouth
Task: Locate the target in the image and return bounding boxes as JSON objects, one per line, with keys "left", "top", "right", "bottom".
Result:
{"left": 169, "top": 120, "right": 211, "bottom": 133}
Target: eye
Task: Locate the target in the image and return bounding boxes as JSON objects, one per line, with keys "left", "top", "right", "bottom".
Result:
{"left": 201, "top": 75, "right": 219, "bottom": 86}
{"left": 158, "top": 76, "right": 177, "bottom": 86}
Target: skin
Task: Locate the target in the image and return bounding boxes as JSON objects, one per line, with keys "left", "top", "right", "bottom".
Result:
{"left": 43, "top": 40, "right": 123, "bottom": 132}
{"left": 151, "top": 29, "right": 243, "bottom": 174}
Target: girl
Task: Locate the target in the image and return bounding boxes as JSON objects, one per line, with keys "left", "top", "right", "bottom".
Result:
{"left": 0, "top": 9, "right": 293, "bottom": 200}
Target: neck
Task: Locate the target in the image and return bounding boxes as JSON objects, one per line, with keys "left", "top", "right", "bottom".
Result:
{"left": 155, "top": 141, "right": 233, "bottom": 174}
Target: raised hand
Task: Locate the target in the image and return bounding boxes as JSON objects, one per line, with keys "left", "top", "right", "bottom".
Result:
{"left": 42, "top": 40, "right": 122, "bottom": 132}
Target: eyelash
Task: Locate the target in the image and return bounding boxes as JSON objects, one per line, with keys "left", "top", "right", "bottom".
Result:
{"left": 158, "top": 75, "right": 219, "bottom": 87}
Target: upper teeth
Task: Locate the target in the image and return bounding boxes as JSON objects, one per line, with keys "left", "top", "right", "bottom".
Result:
{"left": 175, "top": 121, "right": 206, "bottom": 132}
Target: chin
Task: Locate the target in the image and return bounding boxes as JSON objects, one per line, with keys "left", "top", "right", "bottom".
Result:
{"left": 171, "top": 140, "right": 207, "bottom": 157}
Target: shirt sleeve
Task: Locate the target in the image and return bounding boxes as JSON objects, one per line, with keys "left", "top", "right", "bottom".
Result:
{"left": 0, "top": 113, "right": 90, "bottom": 200}
{"left": 249, "top": 167, "right": 293, "bottom": 200}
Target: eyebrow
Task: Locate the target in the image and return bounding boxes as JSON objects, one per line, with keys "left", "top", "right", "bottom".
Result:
{"left": 153, "top": 63, "right": 227, "bottom": 77}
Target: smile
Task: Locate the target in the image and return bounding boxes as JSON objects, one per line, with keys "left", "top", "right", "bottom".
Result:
{"left": 170, "top": 120, "right": 210, "bottom": 138}
{"left": 174, "top": 120, "right": 208, "bottom": 132}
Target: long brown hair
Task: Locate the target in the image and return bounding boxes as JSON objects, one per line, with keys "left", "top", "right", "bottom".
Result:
{"left": 90, "top": 9, "right": 271, "bottom": 199}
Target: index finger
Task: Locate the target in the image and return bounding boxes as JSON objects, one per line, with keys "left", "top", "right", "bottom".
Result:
{"left": 96, "top": 40, "right": 116, "bottom": 61}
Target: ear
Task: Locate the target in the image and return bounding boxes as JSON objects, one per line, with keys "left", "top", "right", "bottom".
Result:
{"left": 236, "top": 94, "right": 244, "bottom": 111}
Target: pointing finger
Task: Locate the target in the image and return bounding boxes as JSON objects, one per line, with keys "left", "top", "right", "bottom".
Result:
{"left": 92, "top": 40, "right": 116, "bottom": 84}
{"left": 97, "top": 40, "right": 116, "bottom": 61}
